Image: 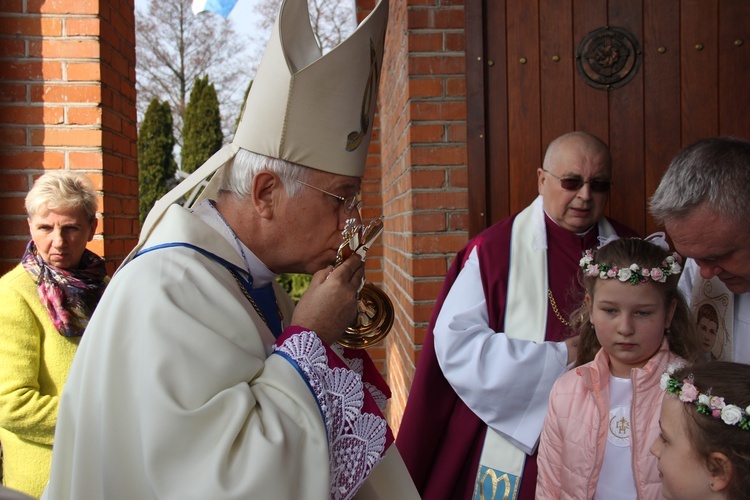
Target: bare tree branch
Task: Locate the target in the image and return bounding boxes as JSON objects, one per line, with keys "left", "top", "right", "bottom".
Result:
{"left": 253, "top": 0, "right": 356, "bottom": 54}
{"left": 136, "top": 0, "right": 258, "bottom": 147}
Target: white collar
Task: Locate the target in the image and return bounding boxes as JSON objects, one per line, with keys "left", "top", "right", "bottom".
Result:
{"left": 192, "top": 199, "right": 277, "bottom": 288}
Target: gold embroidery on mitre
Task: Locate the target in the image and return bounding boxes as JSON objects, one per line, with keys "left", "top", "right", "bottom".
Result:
{"left": 346, "top": 24, "right": 386, "bottom": 152}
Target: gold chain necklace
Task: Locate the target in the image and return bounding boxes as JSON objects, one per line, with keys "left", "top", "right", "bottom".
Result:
{"left": 230, "top": 270, "right": 283, "bottom": 329}
{"left": 547, "top": 288, "right": 571, "bottom": 327}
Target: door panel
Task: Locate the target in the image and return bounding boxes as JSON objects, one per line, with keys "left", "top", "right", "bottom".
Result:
{"left": 681, "top": 1, "right": 719, "bottom": 144}
{"left": 719, "top": 1, "right": 750, "bottom": 137}
{"left": 643, "top": 0, "right": 681, "bottom": 234}
{"left": 467, "top": 0, "right": 750, "bottom": 236}
{"left": 507, "top": 0, "right": 542, "bottom": 214}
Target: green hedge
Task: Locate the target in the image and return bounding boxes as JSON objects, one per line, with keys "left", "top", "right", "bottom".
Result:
{"left": 276, "top": 273, "right": 312, "bottom": 303}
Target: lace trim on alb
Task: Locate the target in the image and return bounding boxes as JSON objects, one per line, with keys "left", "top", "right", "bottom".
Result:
{"left": 334, "top": 347, "right": 389, "bottom": 411}
{"left": 275, "top": 331, "right": 387, "bottom": 499}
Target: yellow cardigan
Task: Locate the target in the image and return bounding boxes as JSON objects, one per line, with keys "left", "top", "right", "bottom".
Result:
{"left": 0, "top": 264, "right": 81, "bottom": 498}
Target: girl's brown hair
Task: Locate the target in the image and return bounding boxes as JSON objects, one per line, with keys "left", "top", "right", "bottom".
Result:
{"left": 671, "top": 362, "right": 750, "bottom": 499}
{"left": 571, "top": 237, "right": 702, "bottom": 367}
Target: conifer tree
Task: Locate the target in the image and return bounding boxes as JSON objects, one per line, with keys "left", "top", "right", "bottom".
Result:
{"left": 136, "top": 0, "right": 253, "bottom": 144}
{"left": 181, "top": 75, "right": 224, "bottom": 174}
{"left": 138, "top": 99, "right": 177, "bottom": 225}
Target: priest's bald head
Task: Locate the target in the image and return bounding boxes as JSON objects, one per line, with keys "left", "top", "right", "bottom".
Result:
{"left": 537, "top": 131, "right": 613, "bottom": 233}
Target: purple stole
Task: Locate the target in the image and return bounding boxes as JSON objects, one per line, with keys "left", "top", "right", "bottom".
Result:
{"left": 396, "top": 210, "right": 637, "bottom": 500}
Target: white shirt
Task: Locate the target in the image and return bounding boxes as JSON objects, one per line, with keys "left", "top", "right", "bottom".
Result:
{"left": 433, "top": 246, "right": 569, "bottom": 454}
{"left": 594, "top": 375, "right": 637, "bottom": 500}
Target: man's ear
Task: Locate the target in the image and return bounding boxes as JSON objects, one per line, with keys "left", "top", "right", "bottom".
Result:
{"left": 707, "top": 451, "right": 733, "bottom": 493}
{"left": 252, "top": 171, "right": 279, "bottom": 219}
{"left": 537, "top": 168, "right": 546, "bottom": 195}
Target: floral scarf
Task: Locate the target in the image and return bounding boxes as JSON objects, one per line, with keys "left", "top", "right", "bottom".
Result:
{"left": 22, "top": 240, "right": 108, "bottom": 337}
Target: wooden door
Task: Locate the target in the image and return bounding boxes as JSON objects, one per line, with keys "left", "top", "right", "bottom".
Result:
{"left": 466, "top": 0, "right": 750, "bottom": 236}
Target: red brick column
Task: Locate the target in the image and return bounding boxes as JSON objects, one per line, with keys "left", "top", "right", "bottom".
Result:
{"left": 355, "top": 1, "right": 388, "bottom": 375}
{"left": 0, "top": 0, "right": 137, "bottom": 276}
{"left": 373, "top": 0, "right": 469, "bottom": 432}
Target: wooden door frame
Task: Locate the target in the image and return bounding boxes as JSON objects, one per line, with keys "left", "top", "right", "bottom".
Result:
{"left": 465, "top": 0, "right": 489, "bottom": 238}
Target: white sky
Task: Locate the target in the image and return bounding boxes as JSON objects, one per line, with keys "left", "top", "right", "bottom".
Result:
{"left": 134, "top": 0, "right": 263, "bottom": 39}
{"left": 224, "top": 0, "right": 264, "bottom": 37}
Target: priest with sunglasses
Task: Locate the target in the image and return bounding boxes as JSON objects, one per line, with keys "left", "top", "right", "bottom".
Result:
{"left": 397, "top": 131, "right": 638, "bottom": 500}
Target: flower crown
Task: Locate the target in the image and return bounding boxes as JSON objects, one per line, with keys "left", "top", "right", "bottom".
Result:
{"left": 578, "top": 233, "right": 683, "bottom": 285}
{"left": 660, "top": 363, "right": 750, "bottom": 431}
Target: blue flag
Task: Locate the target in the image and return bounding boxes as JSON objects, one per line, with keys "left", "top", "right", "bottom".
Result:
{"left": 192, "top": 0, "right": 239, "bottom": 18}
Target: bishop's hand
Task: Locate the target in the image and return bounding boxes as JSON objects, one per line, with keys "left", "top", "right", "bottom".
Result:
{"left": 291, "top": 253, "right": 365, "bottom": 346}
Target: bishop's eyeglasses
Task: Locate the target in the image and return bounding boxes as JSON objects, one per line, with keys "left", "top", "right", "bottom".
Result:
{"left": 295, "top": 180, "right": 363, "bottom": 214}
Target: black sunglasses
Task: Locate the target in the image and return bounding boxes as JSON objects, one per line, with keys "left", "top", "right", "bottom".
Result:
{"left": 543, "top": 169, "right": 611, "bottom": 193}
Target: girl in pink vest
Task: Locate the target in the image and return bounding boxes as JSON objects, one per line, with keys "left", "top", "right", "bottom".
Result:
{"left": 537, "top": 235, "right": 702, "bottom": 499}
{"left": 651, "top": 361, "right": 750, "bottom": 499}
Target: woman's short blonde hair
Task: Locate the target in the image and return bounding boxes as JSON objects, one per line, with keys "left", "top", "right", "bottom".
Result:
{"left": 25, "top": 171, "right": 98, "bottom": 221}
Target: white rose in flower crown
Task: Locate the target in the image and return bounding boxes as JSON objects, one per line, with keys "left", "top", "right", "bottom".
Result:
{"left": 698, "top": 394, "right": 711, "bottom": 406}
{"left": 746, "top": 405, "right": 750, "bottom": 417}
{"left": 671, "top": 262, "right": 682, "bottom": 274}
{"left": 630, "top": 264, "right": 640, "bottom": 272}
{"left": 618, "top": 268, "right": 632, "bottom": 282}
{"left": 660, "top": 373, "right": 670, "bottom": 391}
{"left": 721, "top": 405, "right": 744, "bottom": 425}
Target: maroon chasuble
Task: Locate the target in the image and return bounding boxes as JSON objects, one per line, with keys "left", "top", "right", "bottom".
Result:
{"left": 396, "top": 212, "right": 637, "bottom": 500}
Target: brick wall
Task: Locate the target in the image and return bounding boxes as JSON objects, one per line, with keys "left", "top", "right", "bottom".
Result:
{"left": 0, "top": 0, "right": 469, "bottom": 437}
{"left": 354, "top": 0, "right": 387, "bottom": 377}
{"left": 0, "top": 0, "right": 138, "bottom": 276}
{"left": 374, "top": 0, "right": 469, "bottom": 434}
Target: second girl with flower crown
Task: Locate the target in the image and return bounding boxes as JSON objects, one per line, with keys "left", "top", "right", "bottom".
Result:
{"left": 536, "top": 235, "right": 703, "bottom": 499}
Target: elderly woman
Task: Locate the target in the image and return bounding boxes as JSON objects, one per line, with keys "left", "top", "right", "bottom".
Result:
{"left": 0, "top": 171, "right": 107, "bottom": 498}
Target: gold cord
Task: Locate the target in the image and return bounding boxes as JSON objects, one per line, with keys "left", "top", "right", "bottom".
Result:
{"left": 230, "top": 271, "right": 283, "bottom": 328}
{"left": 547, "top": 288, "right": 571, "bottom": 327}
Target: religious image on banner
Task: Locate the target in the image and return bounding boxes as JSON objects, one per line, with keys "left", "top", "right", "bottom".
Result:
{"left": 691, "top": 276, "right": 733, "bottom": 361}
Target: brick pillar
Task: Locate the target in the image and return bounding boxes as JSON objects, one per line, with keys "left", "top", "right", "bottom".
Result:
{"left": 356, "top": 1, "right": 387, "bottom": 374}
{"left": 0, "top": 0, "right": 138, "bottom": 276}
{"left": 374, "top": 0, "right": 469, "bottom": 433}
